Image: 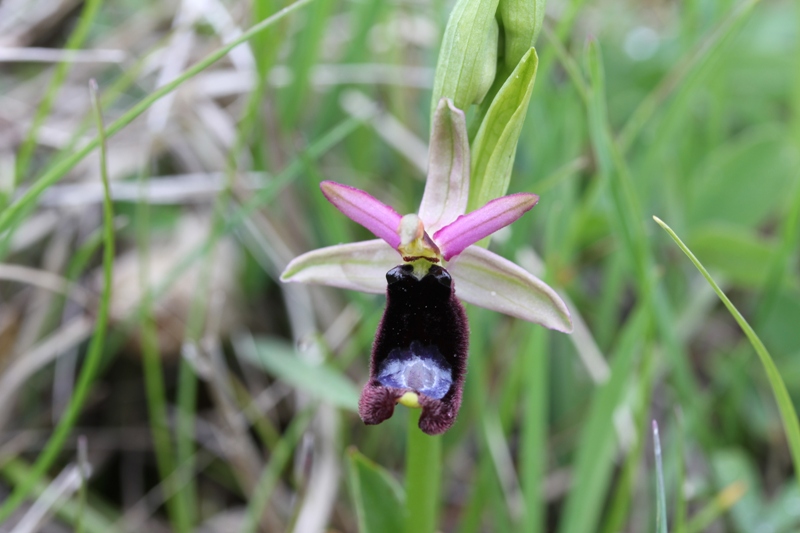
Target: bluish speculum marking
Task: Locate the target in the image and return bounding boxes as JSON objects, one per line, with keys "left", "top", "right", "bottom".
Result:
{"left": 376, "top": 340, "right": 453, "bottom": 400}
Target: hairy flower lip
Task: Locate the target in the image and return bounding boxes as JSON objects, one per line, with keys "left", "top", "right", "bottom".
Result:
{"left": 359, "top": 381, "right": 464, "bottom": 436}
{"left": 360, "top": 264, "right": 468, "bottom": 435}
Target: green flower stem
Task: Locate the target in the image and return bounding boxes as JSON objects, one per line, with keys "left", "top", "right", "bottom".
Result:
{"left": 405, "top": 410, "right": 442, "bottom": 533}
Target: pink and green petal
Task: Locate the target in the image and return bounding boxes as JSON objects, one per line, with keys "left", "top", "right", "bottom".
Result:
{"left": 433, "top": 192, "right": 538, "bottom": 260}
{"left": 418, "top": 98, "right": 471, "bottom": 233}
{"left": 320, "top": 181, "right": 402, "bottom": 249}
{"left": 280, "top": 240, "right": 399, "bottom": 294}
{"left": 447, "top": 246, "right": 572, "bottom": 332}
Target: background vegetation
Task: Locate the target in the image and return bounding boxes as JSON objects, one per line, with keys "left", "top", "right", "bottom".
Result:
{"left": 0, "top": 0, "right": 798, "bottom": 531}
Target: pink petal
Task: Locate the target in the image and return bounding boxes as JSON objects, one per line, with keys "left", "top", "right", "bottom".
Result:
{"left": 320, "top": 181, "right": 402, "bottom": 249}
{"left": 280, "top": 239, "right": 399, "bottom": 294}
{"left": 433, "top": 192, "right": 538, "bottom": 260}
{"left": 418, "top": 98, "right": 470, "bottom": 232}
{"left": 447, "top": 246, "right": 572, "bottom": 332}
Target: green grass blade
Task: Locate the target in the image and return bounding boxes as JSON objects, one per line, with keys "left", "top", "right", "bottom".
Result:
{"left": 13, "top": 0, "right": 104, "bottom": 186}
{"left": 242, "top": 407, "right": 314, "bottom": 533}
{"left": 673, "top": 415, "right": 687, "bottom": 533}
{"left": 278, "top": 0, "right": 335, "bottom": 127}
{"left": 754, "top": 177, "right": 800, "bottom": 324}
{"left": 136, "top": 173, "right": 191, "bottom": 530}
{"left": 599, "top": 352, "right": 656, "bottom": 533}
{"left": 520, "top": 327, "right": 548, "bottom": 533}
{"left": 0, "top": 80, "right": 117, "bottom": 522}
{"left": 0, "top": 458, "right": 120, "bottom": 533}
{"left": 584, "top": 39, "right": 700, "bottom": 405}
{"left": 653, "top": 216, "right": 800, "bottom": 493}
{"left": 617, "top": 0, "right": 761, "bottom": 153}
{"left": 654, "top": 420, "right": 669, "bottom": 533}
{"left": 558, "top": 307, "right": 648, "bottom": 533}
{"left": 0, "top": 0, "right": 315, "bottom": 236}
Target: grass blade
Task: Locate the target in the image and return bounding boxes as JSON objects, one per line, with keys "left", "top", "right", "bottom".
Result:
{"left": 653, "top": 216, "right": 800, "bottom": 493}
{"left": 13, "top": 0, "right": 104, "bottom": 186}
{"left": 520, "top": 327, "right": 548, "bottom": 533}
{"left": 0, "top": 80, "right": 116, "bottom": 522}
{"left": 653, "top": 420, "right": 668, "bottom": 533}
{"left": 557, "top": 307, "right": 648, "bottom": 533}
{"left": 242, "top": 407, "right": 314, "bottom": 533}
{"left": 617, "top": 0, "right": 761, "bottom": 153}
{"left": 0, "top": 0, "right": 316, "bottom": 236}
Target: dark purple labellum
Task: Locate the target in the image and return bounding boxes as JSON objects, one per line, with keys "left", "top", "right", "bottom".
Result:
{"left": 358, "top": 264, "right": 469, "bottom": 435}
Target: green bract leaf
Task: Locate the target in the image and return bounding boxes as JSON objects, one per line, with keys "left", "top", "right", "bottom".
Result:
{"left": 430, "top": 0, "right": 500, "bottom": 119}
{"left": 238, "top": 336, "right": 360, "bottom": 412}
{"left": 468, "top": 47, "right": 539, "bottom": 211}
{"left": 498, "top": 0, "right": 545, "bottom": 71}
{"left": 347, "top": 448, "right": 405, "bottom": 533}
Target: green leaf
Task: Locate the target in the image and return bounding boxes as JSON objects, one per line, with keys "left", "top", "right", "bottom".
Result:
{"left": 468, "top": 47, "right": 538, "bottom": 211}
{"left": 710, "top": 449, "right": 800, "bottom": 533}
{"left": 239, "top": 337, "right": 360, "bottom": 412}
{"left": 688, "top": 126, "right": 797, "bottom": 229}
{"left": 347, "top": 448, "right": 406, "bottom": 533}
{"left": 711, "top": 450, "right": 764, "bottom": 532}
{"left": 687, "top": 224, "right": 777, "bottom": 288}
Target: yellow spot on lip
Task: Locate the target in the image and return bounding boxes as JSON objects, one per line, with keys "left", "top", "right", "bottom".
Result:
{"left": 398, "top": 392, "right": 421, "bottom": 408}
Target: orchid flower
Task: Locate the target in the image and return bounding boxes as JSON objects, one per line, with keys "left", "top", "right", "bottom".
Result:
{"left": 281, "top": 98, "right": 572, "bottom": 434}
